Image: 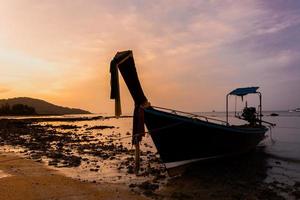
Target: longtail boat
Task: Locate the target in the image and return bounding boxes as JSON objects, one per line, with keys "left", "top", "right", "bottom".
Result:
{"left": 109, "top": 50, "right": 273, "bottom": 171}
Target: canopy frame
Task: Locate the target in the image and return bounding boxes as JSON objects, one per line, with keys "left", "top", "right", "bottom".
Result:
{"left": 226, "top": 87, "right": 262, "bottom": 126}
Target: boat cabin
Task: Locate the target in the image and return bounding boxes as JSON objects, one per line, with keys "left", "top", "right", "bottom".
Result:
{"left": 226, "top": 87, "right": 262, "bottom": 126}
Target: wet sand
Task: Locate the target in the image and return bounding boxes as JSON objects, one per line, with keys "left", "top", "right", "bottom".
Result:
{"left": 0, "top": 153, "right": 148, "bottom": 200}
{"left": 156, "top": 151, "right": 285, "bottom": 200}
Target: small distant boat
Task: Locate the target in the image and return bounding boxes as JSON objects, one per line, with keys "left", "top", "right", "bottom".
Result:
{"left": 289, "top": 108, "right": 300, "bottom": 112}
{"left": 109, "top": 50, "right": 274, "bottom": 171}
{"left": 270, "top": 113, "right": 279, "bottom": 116}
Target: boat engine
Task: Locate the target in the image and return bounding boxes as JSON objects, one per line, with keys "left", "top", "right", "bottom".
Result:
{"left": 242, "top": 107, "right": 257, "bottom": 126}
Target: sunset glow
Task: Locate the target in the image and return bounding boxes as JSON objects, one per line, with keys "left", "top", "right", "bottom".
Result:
{"left": 1, "top": 0, "right": 300, "bottom": 113}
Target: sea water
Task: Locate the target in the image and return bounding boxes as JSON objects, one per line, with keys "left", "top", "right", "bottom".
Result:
{"left": 262, "top": 111, "right": 300, "bottom": 186}
{"left": 203, "top": 111, "right": 300, "bottom": 187}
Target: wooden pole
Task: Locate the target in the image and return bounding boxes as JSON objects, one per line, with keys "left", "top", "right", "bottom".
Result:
{"left": 226, "top": 94, "right": 229, "bottom": 125}
{"left": 259, "top": 92, "right": 262, "bottom": 125}
{"left": 135, "top": 141, "right": 140, "bottom": 174}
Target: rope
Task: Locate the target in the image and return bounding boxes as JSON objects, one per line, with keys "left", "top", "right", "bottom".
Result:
{"left": 235, "top": 96, "right": 237, "bottom": 116}
{"left": 152, "top": 105, "right": 228, "bottom": 125}
{"left": 276, "top": 126, "right": 300, "bottom": 129}
{"left": 103, "top": 135, "right": 132, "bottom": 142}
{"left": 267, "top": 125, "right": 300, "bottom": 144}
{"left": 143, "top": 121, "right": 184, "bottom": 134}
{"left": 104, "top": 121, "right": 185, "bottom": 143}
{"left": 268, "top": 125, "right": 275, "bottom": 144}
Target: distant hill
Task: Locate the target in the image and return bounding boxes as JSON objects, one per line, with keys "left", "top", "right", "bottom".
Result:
{"left": 0, "top": 97, "right": 91, "bottom": 115}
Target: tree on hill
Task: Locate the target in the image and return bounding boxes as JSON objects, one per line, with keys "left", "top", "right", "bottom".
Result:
{"left": 0, "top": 103, "right": 10, "bottom": 115}
{"left": 0, "top": 103, "right": 36, "bottom": 115}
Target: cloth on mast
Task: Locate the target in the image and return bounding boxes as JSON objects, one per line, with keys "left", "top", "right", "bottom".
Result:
{"left": 110, "top": 50, "right": 150, "bottom": 143}
{"left": 110, "top": 59, "right": 122, "bottom": 116}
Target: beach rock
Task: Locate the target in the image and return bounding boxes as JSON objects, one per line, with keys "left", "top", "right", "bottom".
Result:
{"left": 129, "top": 183, "right": 137, "bottom": 188}
{"left": 138, "top": 181, "right": 159, "bottom": 191}
{"left": 127, "top": 165, "right": 135, "bottom": 174}
{"left": 56, "top": 142, "right": 64, "bottom": 148}
{"left": 294, "top": 181, "right": 300, "bottom": 188}
{"left": 154, "top": 174, "right": 166, "bottom": 180}
{"left": 48, "top": 160, "right": 59, "bottom": 166}
{"left": 292, "top": 190, "right": 300, "bottom": 199}
{"left": 68, "top": 156, "right": 82, "bottom": 167}
{"left": 58, "top": 124, "right": 80, "bottom": 129}
{"left": 86, "top": 125, "right": 115, "bottom": 130}
{"left": 170, "top": 192, "right": 192, "bottom": 199}
{"left": 109, "top": 156, "right": 116, "bottom": 160}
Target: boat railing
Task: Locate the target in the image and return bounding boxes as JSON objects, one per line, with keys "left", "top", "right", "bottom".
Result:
{"left": 152, "top": 106, "right": 229, "bottom": 126}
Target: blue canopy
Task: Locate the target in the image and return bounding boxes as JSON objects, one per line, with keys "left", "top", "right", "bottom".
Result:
{"left": 229, "top": 87, "right": 259, "bottom": 96}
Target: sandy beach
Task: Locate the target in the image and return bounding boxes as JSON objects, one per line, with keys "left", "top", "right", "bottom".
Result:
{"left": 0, "top": 153, "right": 148, "bottom": 200}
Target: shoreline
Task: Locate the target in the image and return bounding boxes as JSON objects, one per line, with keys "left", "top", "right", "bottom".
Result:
{"left": 0, "top": 115, "right": 132, "bottom": 122}
{"left": 0, "top": 152, "right": 149, "bottom": 200}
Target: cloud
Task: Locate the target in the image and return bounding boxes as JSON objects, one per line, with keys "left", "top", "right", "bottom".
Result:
{"left": 0, "top": 0, "right": 299, "bottom": 112}
{"left": 0, "top": 87, "right": 10, "bottom": 93}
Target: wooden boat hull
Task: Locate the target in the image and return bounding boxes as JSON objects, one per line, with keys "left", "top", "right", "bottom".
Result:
{"left": 144, "top": 108, "right": 268, "bottom": 169}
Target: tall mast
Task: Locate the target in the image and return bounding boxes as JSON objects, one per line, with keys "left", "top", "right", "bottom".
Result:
{"left": 110, "top": 50, "right": 150, "bottom": 174}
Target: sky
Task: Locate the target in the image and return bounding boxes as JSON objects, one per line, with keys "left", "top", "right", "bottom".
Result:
{"left": 0, "top": 0, "right": 300, "bottom": 113}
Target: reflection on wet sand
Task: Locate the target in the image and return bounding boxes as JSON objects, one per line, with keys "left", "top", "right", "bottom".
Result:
{"left": 0, "top": 169, "right": 11, "bottom": 179}
{"left": 158, "top": 149, "right": 277, "bottom": 199}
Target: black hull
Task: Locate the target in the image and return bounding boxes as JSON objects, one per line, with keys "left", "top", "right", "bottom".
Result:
{"left": 144, "top": 108, "right": 267, "bottom": 169}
